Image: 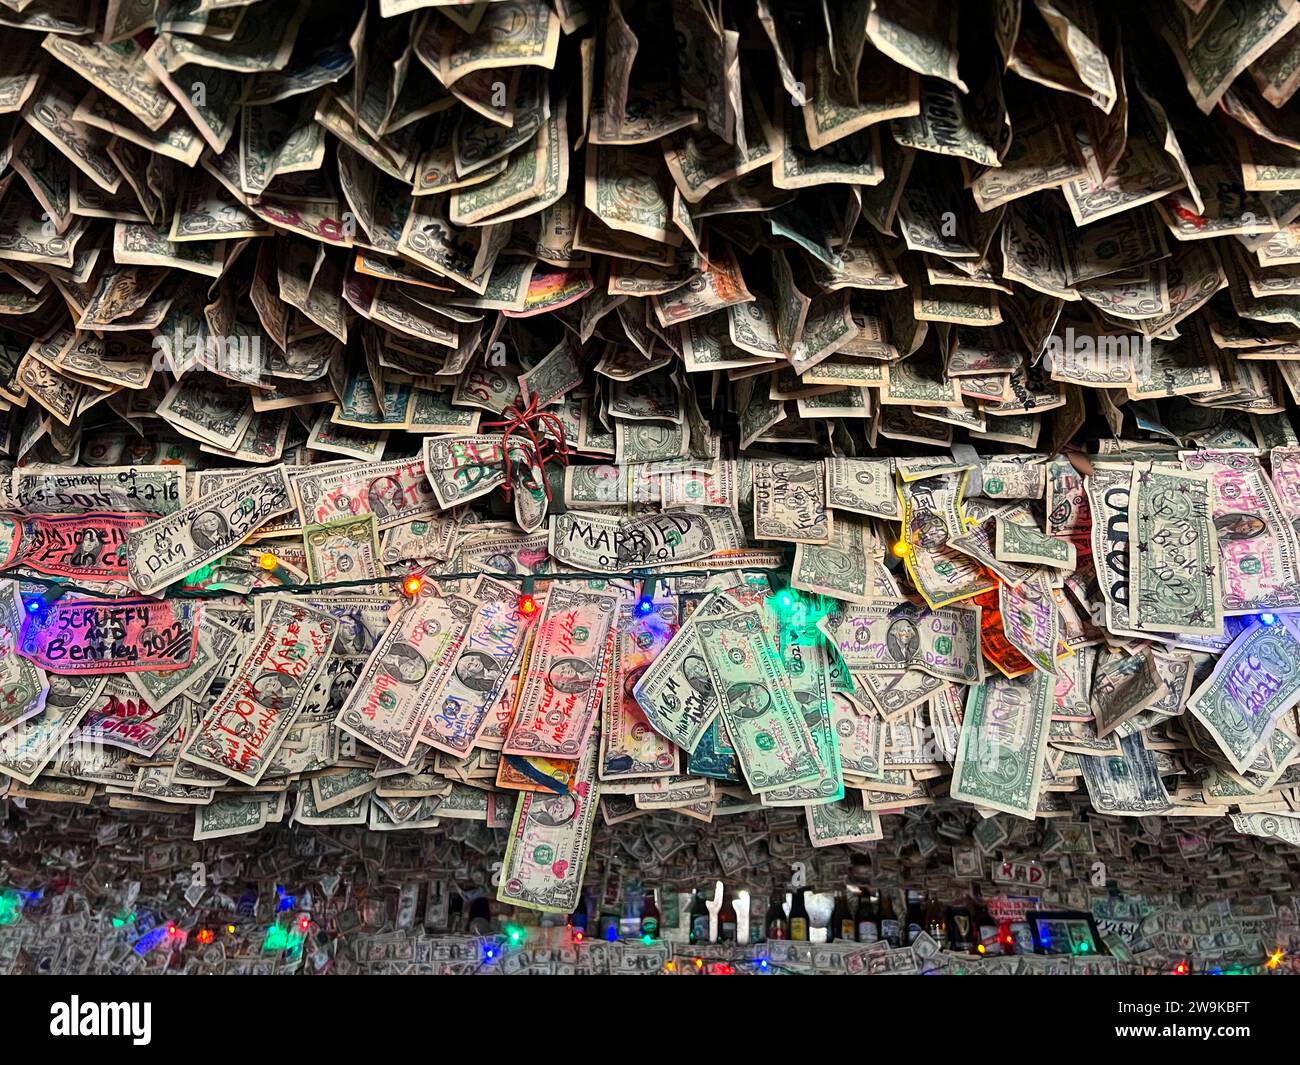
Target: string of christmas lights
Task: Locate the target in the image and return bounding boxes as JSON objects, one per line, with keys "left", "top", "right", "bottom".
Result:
{"left": 3, "top": 563, "right": 788, "bottom": 620}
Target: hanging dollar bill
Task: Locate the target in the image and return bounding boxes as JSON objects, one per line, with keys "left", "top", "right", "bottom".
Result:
{"left": 335, "top": 594, "right": 476, "bottom": 765}
{"left": 0, "top": 585, "right": 47, "bottom": 735}
{"left": 126, "top": 465, "right": 293, "bottom": 595}
{"left": 806, "top": 793, "right": 882, "bottom": 846}
{"left": 632, "top": 591, "right": 729, "bottom": 752}
{"left": 1128, "top": 463, "right": 1222, "bottom": 637}
{"left": 293, "top": 457, "right": 440, "bottom": 529}
{"left": 17, "top": 512, "right": 151, "bottom": 582}
{"left": 548, "top": 508, "right": 744, "bottom": 570}
{"left": 418, "top": 576, "right": 536, "bottom": 757}
{"left": 817, "top": 598, "right": 984, "bottom": 684}
{"left": 302, "top": 513, "right": 384, "bottom": 584}
{"left": 600, "top": 598, "right": 680, "bottom": 779}
{"left": 0, "top": 674, "right": 104, "bottom": 786}
{"left": 182, "top": 598, "right": 338, "bottom": 785}
{"left": 693, "top": 606, "right": 821, "bottom": 793}
{"left": 19, "top": 597, "right": 201, "bottom": 675}
{"left": 12, "top": 465, "right": 183, "bottom": 516}
{"left": 497, "top": 727, "right": 600, "bottom": 914}
{"left": 1080, "top": 732, "right": 1173, "bottom": 816}
{"left": 762, "top": 640, "right": 843, "bottom": 806}
{"left": 504, "top": 583, "right": 618, "bottom": 758}
{"left": 950, "top": 670, "right": 1053, "bottom": 819}
{"left": 1186, "top": 616, "right": 1300, "bottom": 774}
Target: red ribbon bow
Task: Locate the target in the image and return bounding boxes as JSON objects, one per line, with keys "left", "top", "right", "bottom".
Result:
{"left": 482, "top": 394, "right": 572, "bottom": 502}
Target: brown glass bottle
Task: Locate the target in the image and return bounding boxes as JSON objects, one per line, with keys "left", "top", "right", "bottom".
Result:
{"left": 856, "top": 891, "right": 880, "bottom": 944}
{"left": 765, "top": 893, "right": 789, "bottom": 940}
{"left": 879, "top": 893, "right": 901, "bottom": 946}
{"left": 717, "top": 892, "right": 737, "bottom": 942}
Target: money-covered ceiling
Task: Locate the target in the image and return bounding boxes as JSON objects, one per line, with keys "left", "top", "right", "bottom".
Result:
{"left": 1, "top": 0, "right": 1300, "bottom": 912}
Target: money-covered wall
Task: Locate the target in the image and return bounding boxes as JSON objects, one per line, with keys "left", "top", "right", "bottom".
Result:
{"left": 1, "top": 0, "right": 1300, "bottom": 975}
{"left": 2, "top": 803, "right": 1298, "bottom": 975}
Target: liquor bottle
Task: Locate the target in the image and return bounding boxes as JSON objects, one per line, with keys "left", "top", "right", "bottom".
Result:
{"left": 856, "top": 891, "right": 880, "bottom": 945}
{"left": 717, "top": 892, "right": 737, "bottom": 942}
{"left": 688, "top": 890, "right": 710, "bottom": 944}
{"left": 834, "top": 894, "right": 855, "bottom": 941}
{"left": 789, "top": 889, "right": 809, "bottom": 941}
{"left": 904, "top": 889, "right": 925, "bottom": 944}
{"left": 749, "top": 895, "right": 765, "bottom": 944}
{"left": 925, "top": 893, "right": 946, "bottom": 941}
{"left": 879, "top": 893, "right": 901, "bottom": 946}
{"left": 765, "top": 893, "right": 789, "bottom": 940}
{"left": 640, "top": 890, "right": 659, "bottom": 940}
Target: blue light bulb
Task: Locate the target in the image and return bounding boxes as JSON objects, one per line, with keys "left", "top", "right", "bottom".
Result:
{"left": 635, "top": 598, "right": 654, "bottom": 617}
{"left": 1261, "top": 613, "right": 1280, "bottom": 626}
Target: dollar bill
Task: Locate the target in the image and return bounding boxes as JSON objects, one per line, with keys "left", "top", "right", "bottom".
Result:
{"left": 421, "top": 434, "right": 507, "bottom": 508}
{"left": 126, "top": 465, "right": 293, "bottom": 595}
{"left": 303, "top": 514, "right": 383, "bottom": 584}
{"left": 763, "top": 640, "right": 843, "bottom": 806}
{"left": 1128, "top": 463, "right": 1222, "bottom": 637}
{"left": 293, "top": 456, "right": 441, "bottom": 529}
{"left": 998, "top": 573, "right": 1059, "bottom": 675}
{"left": 1080, "top": 732, "right": 1174, "bottom": 816}
{"left": 1092, "top": 647, "right": 1166, "bottom": 738}
{"left": 994, "top": 517, "right": 1077, "bottom": 569}
{"left": 950, "top": 670, "right": 1053, "bottom": 819}
{"left": 418, "top": 576, "right": 535, "bottom": 757}
{"left": 496, "top": 726, "right": 599, "bottom": 915}
{"left": 818, "top": 599, "right": 984, "bottom": 684}
{"left": 335, "top": 594, "right": 476, "bottom": 764}
{"left": 0, "top": 584, "right": 47, "bottom": 736}
{"left": 181, "top": 598, "right": 338, "bottom": 785}
{"left": 752, "top": 459, "right": 831, "bottom": 543}
{"left": 693, "top": 607, "right": 821, "bottom": 793}
{"left": 600, "top": 598, "right": 679, "bottom": 780}
{"left": 791, "top": 513, "right": 874, "bottom": 604}
{"left": 0, "top": 674, "right": 104, "bottom": 785}
{"left": 806, "top": 793, "right": 882, "bottom": 846}
{"left": 194, "top": 795, "right": 275, "bottom": 841}
{"left": 1187, "top": 616, "right": 1300, "bottom": 774}
{"left": 504, "top": 582, "right": 618, "bottom": 758}
{"left": 825, "top": 457, "right": 900, "bottom": 519}
{"left": 1084, "top": 463, "right": 1143, "bottom": 638}
{"left": 548, "top": 508, "right": 743, "bottom": 571}
{"left": 632, "top": 591, "right": 728, "bottom": 753}
{"left": 1182, "top": 450, "right": 1300, "bottom": 613}
{"left": 19, "top": 597, "right": 201, "bottom": 675}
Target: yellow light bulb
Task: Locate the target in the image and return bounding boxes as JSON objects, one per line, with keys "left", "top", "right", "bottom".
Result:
{"left": 258, "top": 552, "right": 279, "bottom": 571}
{"left": 892, "top": 540, "right": 909, "bottom": 558}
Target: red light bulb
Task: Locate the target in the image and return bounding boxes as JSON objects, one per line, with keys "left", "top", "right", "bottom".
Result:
{"left": 518, "top": 593, "right": 537, "bottom": 616}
